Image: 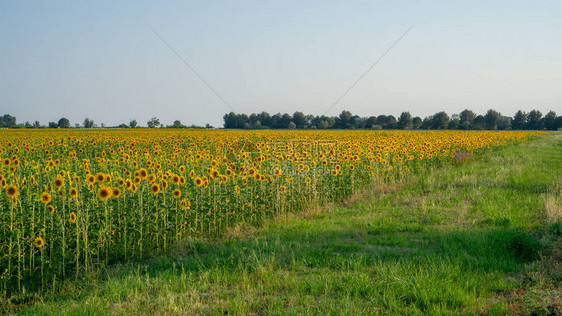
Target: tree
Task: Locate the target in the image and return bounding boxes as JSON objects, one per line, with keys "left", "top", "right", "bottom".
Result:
{"left": 364, "top": 116, "right": 377, "bottom": 129}
{"left": 258, "top": 111, "right": 272, "bottom": 128}
{"left": 118, "top": 123, "right": 129, "bottom": 128}
{"left": 431, "top": 111, "right": 449, "bottom": 129}
{"left": 223, "top": 112, "right": 237, "bottom": 128}
{"left": 412, "top": 116, "right": 422, "bottom": 129}
{"left": 542, "top": 111, "right": 557, "bottom": 130}
{"left": 335, "top": 111, "right": 353, "bottom": 129}
{"left": 448, "top": 114, "right": 460, "bottom": 130}
{"left": 313, "top": 116, "right": 334, "bottom": 129}
{"left": 25, "top": 121, "right": 32, "bottom": 128}
{"left": 512, "top": 110, "right": 527, "bottom": 130}
{"left": 385, "top": 115, "right": 397, "bottom": 129}
{"left": 58, "top": 118, "right": 70, "bottom": 128}
{"left": 83, "top": 118, "right": 94, "bottom": 128}
{"left": 147, "top": 117, "right": 160, "bottom": 128}
{"left": 376, "top": 115, "right": 388, "bottom": 128}
{"left": 292, "top": 111, "right": 306, "bottom": 128}
{"left": 238, "top": 114, "right": 249, "bottom": 128}
{"left": 472, "top": 115, "right": 486, "bottom": 130}
{"left": 484, "top": 109, "right": 501, "bottom": 130}
{"left": 33, "top": 121, "right": 41, "bottom": 128}
{"left": 459, "top": 109, "right": 475, "bottom": 130}
{"left": 129, "top": 119, "right": 138, "bottom": 128}
{"left": 555, "top": 116, "right": 562, "bottom": 131}
{"left": 48, "top": 122, "right": 58, "bottom": 128}
{"left": 279, "top": 113, "right": 292, "bottom": 128}
{"left": 397, "top": 111, "right": 413, "bottom": 129}
{"left": 421, "top": 116, "right": 432, "bottom": 129}
{"left": 496, "top": 116, "right": 511, "bottom": 130}
{"left": 249, "top": 113, "right": 259, "bottom": 128}
{"left": 270, "top": 113, "right": 281, "bottom": 129}
{"left": 0, "top": 114, "right": 17, "bottom": 128}
{"left": 171, "top": 120, "right": 185, "bottom": 128}
{"left": 527, "top": 110, "right": 542, "bottom": 130}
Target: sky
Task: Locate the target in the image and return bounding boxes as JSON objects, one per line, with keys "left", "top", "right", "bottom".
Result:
{"left": 1, "top": 0, "right": 561, "bottom": 127}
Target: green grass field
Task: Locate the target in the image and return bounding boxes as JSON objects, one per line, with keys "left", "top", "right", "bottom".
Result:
{"left": 6, "top": 133, "right": 562, "bottom": 315}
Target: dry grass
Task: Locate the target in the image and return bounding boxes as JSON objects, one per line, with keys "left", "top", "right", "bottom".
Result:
{"left": 500, "top": 287, "right": 562, "bottom": 315}
{"left": 223, "top": 221, "right": 257, "bottom": 241}
{"left": 544, "top": 184, "right": 562, "bottom": 223}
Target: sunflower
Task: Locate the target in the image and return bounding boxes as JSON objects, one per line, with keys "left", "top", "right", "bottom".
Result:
{"left": 98, "top": 187, "right": 111, "bottom": 201}
{"left": 40, "top": 192, "right": 51, "bottom": 204}
{"left": 47, "top": 205, "right": 55, "bottom": 214}
{"left": 139, "top": 168, "right": 148, "bottom": 179}
{"left": 171, "top": 175, "right": 180, "bottom": 185}
{"left": 69, "top": 212, "right": 76, "bottom": 223}
{"left": 150, "top": 183, "right": 160, "bottom": 194}
{"left": 180, "top": 198, "right": 191, "bottom": 210}
{"left": 54, "top": 177, "right": 64, "bottom": 188}
{"left": 96, "top": 172, "right": 105, "bottom": 182}
{"left": 30, "top": 175, "right": 36, "bottom": 186}
{"left": 210, "top": 169, "right": 219, "bottom": 179}
{"left": 87, "top": 175, "right": 95, "bottom": 183}
{"left": 172, "top": 189, "right": 181, "bottom": 198}
{"left": 3, "top": 158, "right": 10, "bottom": 166}
{"left": 6, "top": 185, "right": 18, "bottom": 198}
{"left": 35, "top": 237, "right": 44, "bottom": 248}
{"left": 112, "top": 187, "right": 121, "bottom": 198}
{"left": 234, "top": 185, "right": 240, "bottom": 195}
{"left": 194, "top": 177, "right": 203, "bottom": 187}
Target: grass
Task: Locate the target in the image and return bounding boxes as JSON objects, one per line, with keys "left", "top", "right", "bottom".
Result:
{"left": 6, "top": 133, "right": 562, "bottom": 315}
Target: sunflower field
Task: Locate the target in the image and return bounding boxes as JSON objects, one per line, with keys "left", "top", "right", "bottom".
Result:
{"left": 0, "top": 129, "right": 541, "bottom": 296}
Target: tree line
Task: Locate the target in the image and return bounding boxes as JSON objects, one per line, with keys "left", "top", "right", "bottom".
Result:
{"left": 1, "top": 109, "right": 560, "bottom": 130}
{"left": 0, "top": 116, "right": 212, "bottom": 129}
{"left": 223, "top": 109, "right": 561, "bottom": 130}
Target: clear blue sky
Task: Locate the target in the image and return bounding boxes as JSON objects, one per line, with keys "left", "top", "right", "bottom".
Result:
{"left": 1, "top": 1, "right": 561, "bottom": 127}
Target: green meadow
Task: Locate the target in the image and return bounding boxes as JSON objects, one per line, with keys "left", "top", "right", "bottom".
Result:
{"left": 7, "top": 132, "right": 562, "bottom": 315}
